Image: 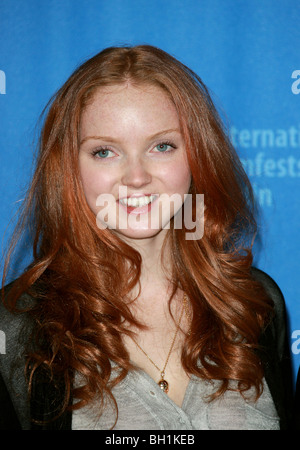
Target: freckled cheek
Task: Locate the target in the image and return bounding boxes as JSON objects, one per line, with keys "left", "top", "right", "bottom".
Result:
{"left": 80, "top": 167, "right": 117, "bottom": 208}
{"left": 160, "top": 164, "right": 191, "bottom": 193}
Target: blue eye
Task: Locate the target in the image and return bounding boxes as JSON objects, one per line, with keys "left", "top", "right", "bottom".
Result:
{"left": 156, "top": 144, "right": 169, "bottom": 152}
{"left": 93, "top": 148, "right": 114, "bottom": 158}
{"left": 155, "top": 142, "right": 174, "bottom": 153}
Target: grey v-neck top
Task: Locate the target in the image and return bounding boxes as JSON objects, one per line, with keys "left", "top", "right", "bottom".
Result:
{"left": 72, "top": 367, "right": 280, "bottom": 430}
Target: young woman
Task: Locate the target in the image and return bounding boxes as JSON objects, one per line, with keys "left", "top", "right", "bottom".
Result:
{"left": 0, "top": 45, "right": 293, "bottom": 430}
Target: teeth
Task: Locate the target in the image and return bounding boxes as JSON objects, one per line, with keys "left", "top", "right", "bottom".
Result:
{"left": 120, "top": 195, "right": 156, "bottom": 208}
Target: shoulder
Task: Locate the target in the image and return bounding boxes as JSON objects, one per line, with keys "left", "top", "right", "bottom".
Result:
{"left": 251, "top": 266, "right": 288, "bottom": 360}
{"left": 0, "top": 280, "right": 36, "bottom": 362}
{"left": 251, "top": 267, "right": 293, "bottom": 428}
{"left": 251, "top": 266, "right": 285, "bottom": 317}
{"left": 0, "top": 281, "right": 35, "bottom": 349}
{"left": 0, "top": 281, "right": 37, "bottom": 429}
{"left": 250, "top": 266, "right": 283, "bottom": 293}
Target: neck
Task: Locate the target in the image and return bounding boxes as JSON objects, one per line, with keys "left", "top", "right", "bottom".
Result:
{"left": 121, "top": 230, "right": 173, "bottom": 292}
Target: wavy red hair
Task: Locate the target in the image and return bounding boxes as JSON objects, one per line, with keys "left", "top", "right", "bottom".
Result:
{"left": 2, "top": 45, "right": 273, "bottom": 423}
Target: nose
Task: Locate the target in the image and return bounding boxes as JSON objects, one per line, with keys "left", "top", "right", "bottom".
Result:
{"left": 121, "top": 157, "right": 152, "bottom": 188}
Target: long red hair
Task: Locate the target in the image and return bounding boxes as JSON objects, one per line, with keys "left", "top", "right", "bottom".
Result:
{"left": 2, "top": 45, "right": 273, "bottom": 423}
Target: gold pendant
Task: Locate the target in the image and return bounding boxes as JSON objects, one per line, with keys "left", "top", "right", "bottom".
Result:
{"left": 158, "top": 379, "right": 169, "bottom": 393}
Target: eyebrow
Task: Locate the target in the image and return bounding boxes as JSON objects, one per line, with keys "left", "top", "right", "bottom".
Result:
{"left": 80, "top": 128, "right": 181, "bottom": 146}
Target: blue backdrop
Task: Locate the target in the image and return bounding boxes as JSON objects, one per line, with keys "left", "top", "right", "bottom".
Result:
{"left": 0, "top": 0, "right": 299, "bottom": 385}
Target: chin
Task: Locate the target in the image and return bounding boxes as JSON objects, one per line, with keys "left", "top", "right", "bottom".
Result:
{"left": 114, "top": 226, "right": 168, "bottom": 242}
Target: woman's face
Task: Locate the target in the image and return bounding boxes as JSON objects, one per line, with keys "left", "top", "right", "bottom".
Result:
{"left": 79, "top": 83, "right": 191, "bottom": 242}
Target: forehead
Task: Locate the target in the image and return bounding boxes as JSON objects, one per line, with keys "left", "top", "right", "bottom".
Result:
{"left": 80, "top": 83, "right": 180, "bottom": 137}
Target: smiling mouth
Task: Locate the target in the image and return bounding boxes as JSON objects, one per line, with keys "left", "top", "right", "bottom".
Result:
{"left": 119, "top": 194, "right": 157, "bottom": 208}
{"left": 118, "top": 194, "right": 159, "bottom": 214}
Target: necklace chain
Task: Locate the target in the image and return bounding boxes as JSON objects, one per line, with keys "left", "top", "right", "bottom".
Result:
{"left": 131, "top": 293, "right": 190, "bottom": 393}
